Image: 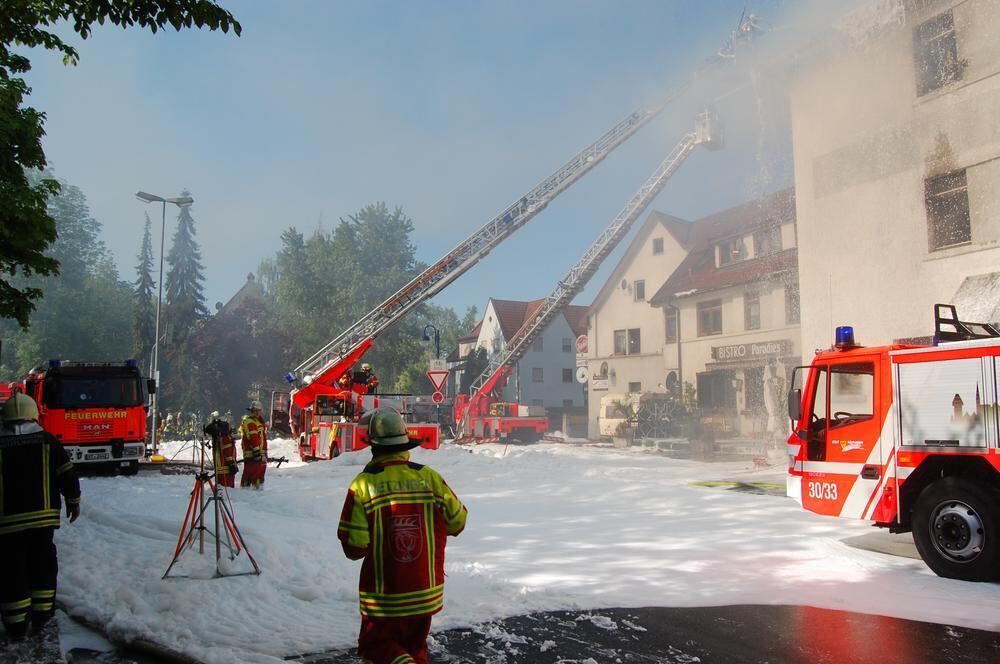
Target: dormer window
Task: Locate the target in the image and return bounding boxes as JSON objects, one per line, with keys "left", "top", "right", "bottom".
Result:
{"left": 718, "top": 238, "right": 747, "bottom": 266}
{"left": 753, "top": 226, "right": 781, "bottom": 257}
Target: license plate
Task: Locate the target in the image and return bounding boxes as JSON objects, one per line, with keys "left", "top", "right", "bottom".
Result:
{"left": 120, "top": 461, "right": 130, "bottom": 467}
{"left": 85, "top": 452, "right": 109, "bottom": 460}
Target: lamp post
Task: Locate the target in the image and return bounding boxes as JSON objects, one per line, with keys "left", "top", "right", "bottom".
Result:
{"left": 421, "top": 324, "right": 441, "bottom": 359}
{"left": 135, "top": 191, "right": 194, "bottom": 457}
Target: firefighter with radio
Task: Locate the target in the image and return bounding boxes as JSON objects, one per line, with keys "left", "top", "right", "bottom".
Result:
{"left": 205, "top": 412, "right": 239, "bottom": 488}
{"left": 0, "top": 393, "right": 80, "bottom": 641}
{"left": 239, "top": 400, "right": 268, "bottom": 489}
{"left": 338, "top": 408, "right": 467, "bottom": 664}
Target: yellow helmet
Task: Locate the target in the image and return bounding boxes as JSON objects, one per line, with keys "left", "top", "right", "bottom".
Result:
{"left": 2, "top": 392, "right": 40, "bottom": 423}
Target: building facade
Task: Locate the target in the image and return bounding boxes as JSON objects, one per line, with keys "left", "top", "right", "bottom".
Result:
{"left": 789, "top": 0, "right": 1000, "bottom": 353}
{"left": 451, "top": 298, "right": 588, "bottom": 410}
{"left": 586, "top": 190, "right": 800, "bottom": 441}
{"left": 649, "top": 189, "right": 799, "bottom": 441}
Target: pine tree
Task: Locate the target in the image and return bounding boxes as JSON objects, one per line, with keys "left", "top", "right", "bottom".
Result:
{"left": 131, "top": 213, "right": 157, "bottom": 373}
{"left": 164, "top": 191, "right": 208, "bottom": 345}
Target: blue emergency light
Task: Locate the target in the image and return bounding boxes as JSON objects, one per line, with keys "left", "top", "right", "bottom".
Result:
{"left": 835, "top": 326, "right": 857, "bottom": 349}
{"left": 285, "top": 372, "right": 296, "bottom": 384}
{"left": 125, "top": 359, "right": 138, "bottom": 368}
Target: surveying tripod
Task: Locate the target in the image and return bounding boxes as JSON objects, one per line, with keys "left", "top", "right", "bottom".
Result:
{"left": 163, "top": 438, "right": 261, "bottom": 579}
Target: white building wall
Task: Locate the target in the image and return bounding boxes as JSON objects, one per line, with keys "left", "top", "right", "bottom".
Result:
{"left": 790, "top": 0, "right": 1000, "bottom": 355}
{"left": 586, "top": 222, "right": 687, "bottom": 437}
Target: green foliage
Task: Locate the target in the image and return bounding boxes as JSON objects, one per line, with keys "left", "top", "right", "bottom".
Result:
{"left": 459, "top": 347, "right": 489, "bottom": 395}
{"left": 0, "top": 0, "right": 240, "bottom": 329}
{"left": 131, "top": 214, "right": 156, "bottom": 372}
{"left": 0, "top": 174, "right": 134, "bottom": 377}
{"left": 164, "top": 192, "right": 208, "bottom": 344}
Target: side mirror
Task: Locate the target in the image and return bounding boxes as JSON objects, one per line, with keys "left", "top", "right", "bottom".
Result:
{"left": 147, "top": 378, "right": 157, "bottom": 395}
{"left": 787, "top": 388, "right": 802, "bottom": 421}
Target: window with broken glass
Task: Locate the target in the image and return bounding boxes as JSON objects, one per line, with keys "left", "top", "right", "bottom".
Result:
{"left": 913, "top": 9, "right": 963, "bottom": 96}
{"left": 925, "top": 169, "right": 971, "bottom": 251}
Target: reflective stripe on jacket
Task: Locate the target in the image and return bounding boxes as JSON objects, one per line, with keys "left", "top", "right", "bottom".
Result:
{"left": 0, "top": 423, "right": 81, "bottom": 535}
{"left": 239, "top": 415, "right": 267, "bottom": 457}
{"left": 338, "top": 450, "right": 467, "bottom": 618}
{"left": 213, "top": 432, "right": 238, "bottom": 473}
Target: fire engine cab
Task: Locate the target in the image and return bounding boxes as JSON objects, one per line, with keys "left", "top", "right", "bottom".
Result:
{"left": 20, "top": 360, "right": 152, "bottom": 475}
{"left": 787, "top": 305, "right": 1000, "bottom": 581}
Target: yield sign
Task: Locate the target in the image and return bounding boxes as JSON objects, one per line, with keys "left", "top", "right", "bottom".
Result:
{"left": 426, "top": 370, "right": 449, "bottom": 392}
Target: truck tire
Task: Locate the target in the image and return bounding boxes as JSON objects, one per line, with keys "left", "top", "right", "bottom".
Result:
{"left": 912, "top": 477, "right": 1000, "bottom": 581}
{"left": 121, "top": 460, "right": 139, "bottom": 476}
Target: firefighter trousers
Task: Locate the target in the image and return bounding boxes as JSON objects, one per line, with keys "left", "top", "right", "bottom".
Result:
{"left": 217, "top": 472, "right": 235, "bottom": 488}
{"left": 357, "top": 614, "right": 432, "bottom": 664}
{"left": 241, "top": 459, "right": 266, "bottom": 488}
{"left": 0, "top": 528, "right": 58, "bottom": 639}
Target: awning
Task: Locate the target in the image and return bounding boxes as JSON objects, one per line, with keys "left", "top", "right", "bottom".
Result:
{"left": 951, "top": 272, "right": 1000, "bottom": 325}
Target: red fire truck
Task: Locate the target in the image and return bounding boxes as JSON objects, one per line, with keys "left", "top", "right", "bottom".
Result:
{"left": 453, "top": 366, "right": 548, "bottom": 442}
{"left": 20, "top": 360, "right": 153, "bottom": 475}
{"left": 787, "top": 305, "right": 1000, "bottom": 581}
{"left": 0, "top": 382, "right": 12, "bottom": 406}
{"left": 291, "top": 341, "right": 440, "bottom": 461}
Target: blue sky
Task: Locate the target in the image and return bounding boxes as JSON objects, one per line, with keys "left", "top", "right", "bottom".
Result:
{"left": 25, "top": 0, "right": 811, "bottom": 323}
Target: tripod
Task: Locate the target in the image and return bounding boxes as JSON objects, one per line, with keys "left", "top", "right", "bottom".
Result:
{"left": 163, "top": 437, "right": 261, "bottom": 579}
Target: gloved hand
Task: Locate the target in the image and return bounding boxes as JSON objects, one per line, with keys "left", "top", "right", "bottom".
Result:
{"left": 228, "top": 463, "right": 239, "bottom": 474}
{"left": 66, "top": 503, "right": 80, "bottom": 523}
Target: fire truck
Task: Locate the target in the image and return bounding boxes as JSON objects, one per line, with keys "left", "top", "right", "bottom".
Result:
{"left": 0, "top": 381, "right": 12, "bottom": 406}
{"left": 19, "top": 360, "right": 153, "bottom": 475}
{"left": 287, "top": 22, "right": 744, "bottom": 451}
{"left": 787, "top": 305, "right": 1000, "bottom": 581}
{"left": 457, "top": 112, "right": 721, "bottom": 441}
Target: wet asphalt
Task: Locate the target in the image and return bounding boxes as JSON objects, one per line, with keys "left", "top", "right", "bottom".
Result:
{"left": 289, "top": 605, "right": 1000, "bottom": 664}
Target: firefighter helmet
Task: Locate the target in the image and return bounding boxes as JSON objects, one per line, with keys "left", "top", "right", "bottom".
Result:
{"left": 361, "top": 363, "right": 372, "bottom": 372}
{"left": 247, "top": 400, "right": 263, "bottom": 413}
{"left": 2, "top": 392, "right": 40, "bottom": 423}
{"left": 360, "top": 408, "right": 421, "bottom": 451}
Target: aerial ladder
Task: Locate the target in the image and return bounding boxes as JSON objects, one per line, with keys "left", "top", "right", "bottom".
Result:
{"left": 457, "top": 111, "right": 722, "bottom": 441}
{"left": 286, "top": 19, "right": 755, "bottom": 456}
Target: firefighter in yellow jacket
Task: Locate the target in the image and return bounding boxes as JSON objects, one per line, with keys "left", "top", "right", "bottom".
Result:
{"left": 0, "top": 393, "right": 81, "bottom": 641}
{"left": 239, "top": 400, "right": 268, "bottom": 488}
{"left": 338, "top": 409, "right": 467, "bottom": 664}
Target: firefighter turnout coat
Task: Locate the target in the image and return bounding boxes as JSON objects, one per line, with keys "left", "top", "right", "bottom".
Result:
{"left": 338, "top": 450, "right": 467, "bottom": 617}
{"left": 0, "top": 422, "right": 80, "bottom": 535}
{"left": 238, "top": 413, "right": 267, "bottom": 459}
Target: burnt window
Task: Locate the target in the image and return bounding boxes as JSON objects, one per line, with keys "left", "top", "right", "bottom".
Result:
{"left": 652, "top": 238, "right": 664, "bottom": 255}
{"left": 697, "top": 300, "right": 723, "bottom": 336}
{"left": 926, "top": 169, "right": 971, "bottom": 251}
{"left": 914, "top": 10, "right": 963, "bottom": 96}
{"left": 634, "top": 280, "right": 646, "bottom": 302}
{"left": 664, "top": 308, "right": 678, "bottom": 343}
{"left": 785, "top": 284, "right": 800, "bottom": 325}
{"left": 745, "top": 292, "right": 761, "bottom": 331}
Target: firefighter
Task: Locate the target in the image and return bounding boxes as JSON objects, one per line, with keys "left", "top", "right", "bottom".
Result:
{"left": 337, "top": 409, "right": 467, "bottom": 664}
{"left": 360, "top": 363, "right": 379, "bottom": 395}
{"left": 239, "top": 400, "right": 268, "bottom": 489}
{"left": 205, "top": 412, "right": 238, "bottom": 488}
{"left": 0, "top": 393, "right": 80, "bottom": 640}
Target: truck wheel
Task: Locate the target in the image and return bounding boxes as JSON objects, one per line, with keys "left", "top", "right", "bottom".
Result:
{"left": 912, "top": 477, "right": 1000, "bottom": 581}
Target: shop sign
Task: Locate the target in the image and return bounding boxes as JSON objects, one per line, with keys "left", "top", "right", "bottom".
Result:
{"left": 591, "top": 376, "right": 609, "bottom": 391}
{"left": 712, "top": 339, "right": 792, "bottom": 361}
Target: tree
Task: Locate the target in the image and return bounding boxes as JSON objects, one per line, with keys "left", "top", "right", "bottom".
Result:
{"left": 459, "top": 347, "right": 489, "bottom": 395}
{"left": 132, "top": 213, "right": 156, "bottom": 372}
{"left": 0, "top": 173, "right": 134, "bottom": 375}
{"left": 164, "top": 192, "right": 208, "bottom": 345}
{"left": 0, "top": 0, "right": 240, "bottom": 329}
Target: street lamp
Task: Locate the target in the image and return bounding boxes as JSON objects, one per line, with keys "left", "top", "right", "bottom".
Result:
{"left": 135, "top": 191, "right": 194, "bottom": 458}
{"left": 421, "top": 324, "right": 441, "bottom": 359}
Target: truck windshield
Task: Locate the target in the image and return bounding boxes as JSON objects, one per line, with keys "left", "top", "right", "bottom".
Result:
{"left": 43, "top": 374, "right": 143, "bottom": 409}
